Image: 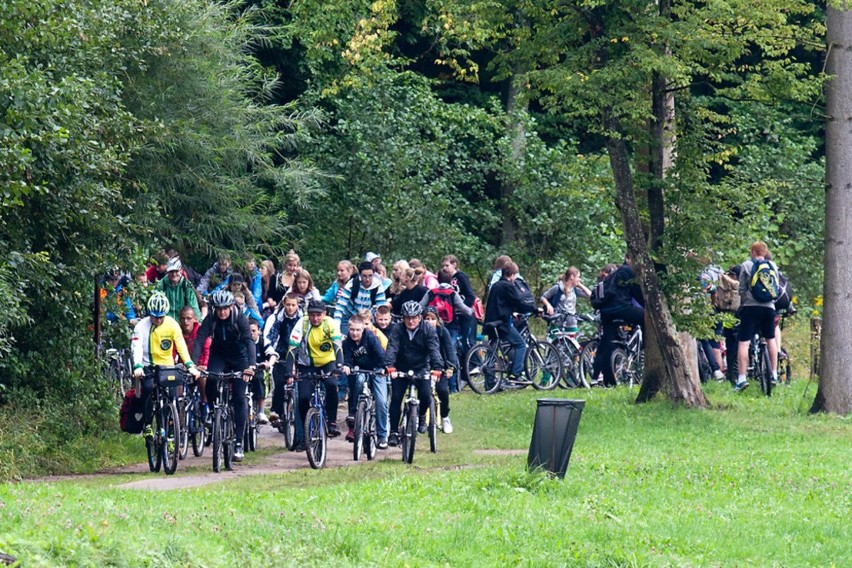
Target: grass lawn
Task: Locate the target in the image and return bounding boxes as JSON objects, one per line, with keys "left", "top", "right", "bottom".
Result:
{"left": 1, "top": 373, "right": 850, "bottom": 567}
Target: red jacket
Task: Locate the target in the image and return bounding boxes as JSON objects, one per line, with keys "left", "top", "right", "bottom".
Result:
{"left": 182, "top": 322, "right": 211, "bottom": 367}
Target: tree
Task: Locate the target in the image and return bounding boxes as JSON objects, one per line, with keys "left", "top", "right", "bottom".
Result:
{"left": 812, "top": 2, "right": 852, "bottom": 415}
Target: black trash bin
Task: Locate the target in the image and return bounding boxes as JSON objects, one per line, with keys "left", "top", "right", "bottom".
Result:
{"left": 527, "top": 398, "right": 585, "bottom": 479}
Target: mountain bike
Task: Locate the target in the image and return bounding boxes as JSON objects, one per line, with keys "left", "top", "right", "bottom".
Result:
{"left": 104, "top": 344, "right": 133, "bottom": 400}
{"left": 610, "top": 321, "right": 644, "bottom": 387}
{"left": 395, "top": 370, "right": 428, "bottom": 464}
{"left": 747, "top": 334, "right": 773, "bottom": 396}
{"left": 244, "top": 383, "right": 259, "bottom": 453}
{"left": 143, "top": 365, "right": 185, "bottom": 475}
{"left": 352, "top": 367, "right": 381, "bottom": 462}
{"left": 544, "top": 312, "right": 597, "bottom": 388}
{"left": 179, "top": 377, "right": 207, "bottom": 458}
{"left": 205, "top": 370, "right": 243, "bottom": 473}
{"left": 276, "top": 381, "right": 297, "bottom": 450}
{"left": 299, "top": 369, "right": 340, "bottom": 469}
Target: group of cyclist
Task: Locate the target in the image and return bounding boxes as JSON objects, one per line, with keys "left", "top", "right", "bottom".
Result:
{"left": 113, "top": 239, "right": 786, "bottom": 467}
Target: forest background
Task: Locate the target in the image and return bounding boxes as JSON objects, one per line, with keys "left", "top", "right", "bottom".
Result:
{"left": 0, "top": 0, "right": 828, "bottom": 476}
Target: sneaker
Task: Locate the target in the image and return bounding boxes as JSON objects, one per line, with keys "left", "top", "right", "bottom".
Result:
{"left": 142, "top": 424, "right": 153, "bottom": 439}
{"left": 233, "top": 443, "right": 244, "bottom": 462}
{"left": 268, "top": 411, "right": 280, "bottom": 423}
{"left": 713, "top": 370, "right": 725, "bottom": 381}
{"left": 257, "top": 411, "right": 269, "bottom": 425}
{"left": 328, "top": 422, "right": 341, "bottom": 438}
{"left": 418, "top": 415, "right": 427, "bottom": 434}
{"left": 377, "top": 438, "right": 388, "bottom": 450}
{"left": 345, "top": 427, "right": 355, "bottom": 443}
{"left": 388, "top": 432, "right": 399, "bottom": 447}
{"left": 442, "top": 417, "right": 453, "bottom": 434}
{"left": 770, "top": 375, "right": 779, "bottom": 385}
{"left": 734, "top": 380, "right": 749, "bottom": 393}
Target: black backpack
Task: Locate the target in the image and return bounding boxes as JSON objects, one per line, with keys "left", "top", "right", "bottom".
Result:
{"left": 590, "top": 272, "right": 618, "bottom": 310}
{"left": 774, "top": 273, "right": 793, "bottom": 311}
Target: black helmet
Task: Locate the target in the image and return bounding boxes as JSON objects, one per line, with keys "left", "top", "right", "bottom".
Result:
{"left": 401, "top": 301, "right": 423, "bottom": 317}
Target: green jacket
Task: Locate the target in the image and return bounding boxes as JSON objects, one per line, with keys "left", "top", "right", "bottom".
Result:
{"left": 156, "top": 276, "right": 201, "bottom": 320}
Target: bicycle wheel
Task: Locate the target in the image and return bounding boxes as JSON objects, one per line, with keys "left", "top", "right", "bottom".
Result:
{"left": 465, "top": 342, "right": 504, "bottom": 394}
{"left": 401, "top": 403, "right": 417, "bottom": 464}
{"left": 578, "top": 339, "right": 598, "bottom": 387}
{"left": 190, "top": 402, "right": 205, "bottom": 457}
{"left": 552, "top": 337, "right": 577, "bottom": 388}
{"left": 526, "top": 340, "right": 562, "bottom": 391}
{"left": 282, "top": 396, "right": 296, "bottom": 450}
{"left": 759, "top": 346, "right": 773, "bottom": 397}
{"left": 305, "top": 407, "right": 327, "bottom": 469}
{"left": 178, "top": 402, "right": 189, "bottom": 460}
{"left": 365, "top": 409, "right": 377, "bottom": 461}
{"left": 246, "top": 401, "right": 258, "bottom": 452}
{"left": 428, "top": 397, "right": 438, "bottom": 453}
{"left": 353, "top": 399, "right": 367, "bottom": 461}
{"left": 162, "top": 401, "right": 180, "bottom": 475}
{"left": 212, "top": 407, "right": 224, "bottom": 473}
{"left": 611, "top": 347, "right": 629, "bottom": 385}
{"left": 145, "top": 431, "right": 159, "bottom": 473}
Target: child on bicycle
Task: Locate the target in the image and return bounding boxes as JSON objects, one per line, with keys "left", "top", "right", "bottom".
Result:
{"left": 342, "top": 314, "right": 388, "bottom": 448}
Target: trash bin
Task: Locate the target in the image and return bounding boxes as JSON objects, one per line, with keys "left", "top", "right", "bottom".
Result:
{"left": 527, "top": 398, "right": 585, "bottom": 479}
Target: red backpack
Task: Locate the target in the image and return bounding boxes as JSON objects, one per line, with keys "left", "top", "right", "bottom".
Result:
{"left": 119, "top": 389, "right": 146, "bottom": 434}
{"left": 428, "top": 287, "right": 455, "bottom": 324}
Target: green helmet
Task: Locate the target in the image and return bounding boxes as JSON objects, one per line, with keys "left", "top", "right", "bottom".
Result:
{"left": 147, "top": 292, "right": 170, "bottom": 317}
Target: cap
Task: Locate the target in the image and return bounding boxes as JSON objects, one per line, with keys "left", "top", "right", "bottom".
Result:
{"left": 166, "top": 257, "right": 182, "bottom": 273}
{"left": 365, "top": 252, "right": 381, "bottom": 263}
{"left": 307, "top": 299, "right": 326, "bottom": 314}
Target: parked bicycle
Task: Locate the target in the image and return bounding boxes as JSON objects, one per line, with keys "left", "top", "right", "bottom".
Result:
{"left": 610, "top": 321, "right": 644, "bottom": 387}
{"left": 544, "top": 312, "right": 598, "bottom": 389}
{"left": 351, "top": 367, "right": 382, "bottom": 462}
{"left": 143, "top": 365, "right": 186, "bottom": 475}
{"left": 205, "top": 370, "right": 244, "bottom": 473}
{"left": 104, "top": 344, "right": 133, "bottom": 400}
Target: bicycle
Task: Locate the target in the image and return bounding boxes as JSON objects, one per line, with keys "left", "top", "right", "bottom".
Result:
{"left": 427, "top": 372, "right": 443, "bottom": 453}
{"left": 298, "top": 369, "right": 340, "bottom": 469}
{"left": 544, "top": 313, "right": 597, "bottom": 388}
{"left": 143, "top": 365, "right": 185, "bottom": 475}
{"left": 205, "top": 370, "right": 243, "bottom": 473}
{"left": 103, "top": 344, "right": 133, "bottom": 400}
{"left": 178, "top": 376, "right": 207, "bottom": 458}
{"left": 610, "top": 321, "right": 644, "bottom": 387}
{"left": 747, "top": 334, "right": 773, "bottom": 396}
{"left": 276, "top": 381, "right": 297, "bottom": 451}
{"left": 776, "top": 307, "right": 795, "bottom": 385}
{"left": 394, "top": 370, "right": 429, "bottom": 464}
{"left": 351, "top": 367, "right": 381, "bottom": 462}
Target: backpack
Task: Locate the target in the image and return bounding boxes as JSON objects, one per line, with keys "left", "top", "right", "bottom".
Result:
{"left": 749, "top": 260, "right": 781, "bottom": 303}
{"left": 428, "top": 287, "right": 455, "bottom": 324}
{"left": 472, "top": 297, "right": 485, "bottom": 322}
{"left": 590, "top": 272, "right": 618, "bottom": 310}
{"left": 513, "top": 278, "right": 536, "bottom": 311}
{"left": 713, "top": 271, "right": 741, "bottom": 312}
{"left": 774, "top": 272, "right": 793, "bottom": 311}
{"left": 119, "top": 389, "right": 146, "bottom": 434}
{"left": 349, "top": 276, "right": 378, "bottom": 305}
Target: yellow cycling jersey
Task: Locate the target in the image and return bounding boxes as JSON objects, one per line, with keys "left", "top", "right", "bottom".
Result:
{"left": 131, "top": 316, "right": 194, "bottom": 369}
{"left": 288, "top": 316, "right": 342, "bottom": 368}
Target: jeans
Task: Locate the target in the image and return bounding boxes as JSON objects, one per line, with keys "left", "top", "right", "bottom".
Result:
{"left": 698, "top": 339, "right": 721, "bottom": 373}
{"left": 492, "top": 323, "right": 525, "bottom": 377}
{"left": 347, "top": 372, "right": 389, "bottom": 441}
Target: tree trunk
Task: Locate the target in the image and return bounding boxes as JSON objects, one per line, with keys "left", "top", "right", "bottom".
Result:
{"left": 500, "top": 69, "right": 528, "bottom": 246}
{"left": 813, "top": 3, "right": 852, "bottom": 415}
{"left": 605, "top": 113, "right": 708, "bottom": 407}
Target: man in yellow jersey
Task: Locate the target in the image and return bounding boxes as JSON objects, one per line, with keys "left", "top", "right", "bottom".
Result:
{"left": 283, "top": 299, "right": 344, "bottom": 449}
{"left": 131, "top": 292, "right": 200, "bottom": 438}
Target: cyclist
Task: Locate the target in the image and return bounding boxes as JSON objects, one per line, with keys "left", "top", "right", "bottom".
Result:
{"left": 249, "top": 320, "right": 274, "bottom": 424}
{"left": 283, "top": 299, "right": 344, "bottom": 449}
{"left": 155, "top": 257, "right": 201, "bottom": 321}
{"left": 131, "top": 293, "right": 201, "bottom": 438}
{"left": 540, "top": 266, "right": 591, "bottom": 332}
{"left": 384, "top": 301, "right": 444, "bottom": 446}
{"left": 179, "top": 305, "right": 210, "bottom": 414}
{"left": 342, "top": 314, "right": 388, "bottom": 448}
{"left": 483, "top": 261, "right": 536, "bottom": 383}
{"left": 192, "top": 289, "right": 256, "bottom": 462}
{"left": 264, "top": 293, "right": 302, "bottom": 425}
{"left": 374, "top": 304, "right": 397, "bottom": 339}
{"left": 422, "top": 307, "right": 456, "bottom": 434}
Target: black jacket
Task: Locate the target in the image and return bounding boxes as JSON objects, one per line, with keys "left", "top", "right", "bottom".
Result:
{"left": 194, "top": 311, "right": 256, "bottom": 365}
{"left": 484, "top": 277, "right": 535, "bottom": 326}
{"left": 436, "top": 324, "right": 459, "bottom": 370}
{"left": 384, "top": 321, "right": 444, "bottom": 374}
{"left": 600, "top": 264, "right": 644, "bottom": 314}
{"left": 343, "top": 329, "right": 386, "bottom": 371}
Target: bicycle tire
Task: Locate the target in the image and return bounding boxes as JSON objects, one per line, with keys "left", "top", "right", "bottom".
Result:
{"left": 246, "top": 400, "right": 258, "bottom": 452}
{"left": 353, "top": 399, "right": 367, "bottom": 461}
{"left": 428, "top": 397, "right": 437, "bottom": 453}
{"left": 552, "top": 337, "right": 577, "bottom": 388}
{"left": 223, "top": 408, "right": 234, "bottom": 470}
{"left": 611, "top": 347, "right": 629, "bottom": 385}
{"left": 178, "top": 402, "right": 189, "bottom": 460}
{"left": 465, "top": 342, "right": 504, "bottom": 394}
{"left": 578, "top": 339, "right": 598, "bottom": 387}
{"left": 526, "top": 340, "right": 562, "bottom": 391}
{"left": 212, "top": 407, "right": 224, "bottom": 473}
{"left": 402, "top": 403, "right": 417, "bottom": 464}
{"left": 145, "top": 433, "right": 159, "bottom": 473}
{"left": 760, "top": 346, "right": 773, "bottom": 397}
{"left": 365, "top": 409, "right": 377, "bottom": 461}
{"left": 190, "top": 402, "right": 205, "bottom": 457}
{"left": 282, "top": 396, "right": 296, "bottom": 450}
{"left": 163, "top": 401, "right": 180, "bottom": 475}
{"left": 305, "top": 407, "right": 327, "bottom": 469}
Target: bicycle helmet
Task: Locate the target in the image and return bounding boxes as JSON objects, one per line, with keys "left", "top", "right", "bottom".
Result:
{"left": 211, "top": 289, "right": 235, "bottom": 308}
{"left": 147, "top": 292, "right": 170, "bottom": 317}
{"left": 400, "top": 300, "right": 423, "bottom": 317}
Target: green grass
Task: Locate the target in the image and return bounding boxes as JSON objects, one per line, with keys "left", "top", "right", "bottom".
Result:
{"left": 1, "top": 377, "right": 850, "bottom": 567}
